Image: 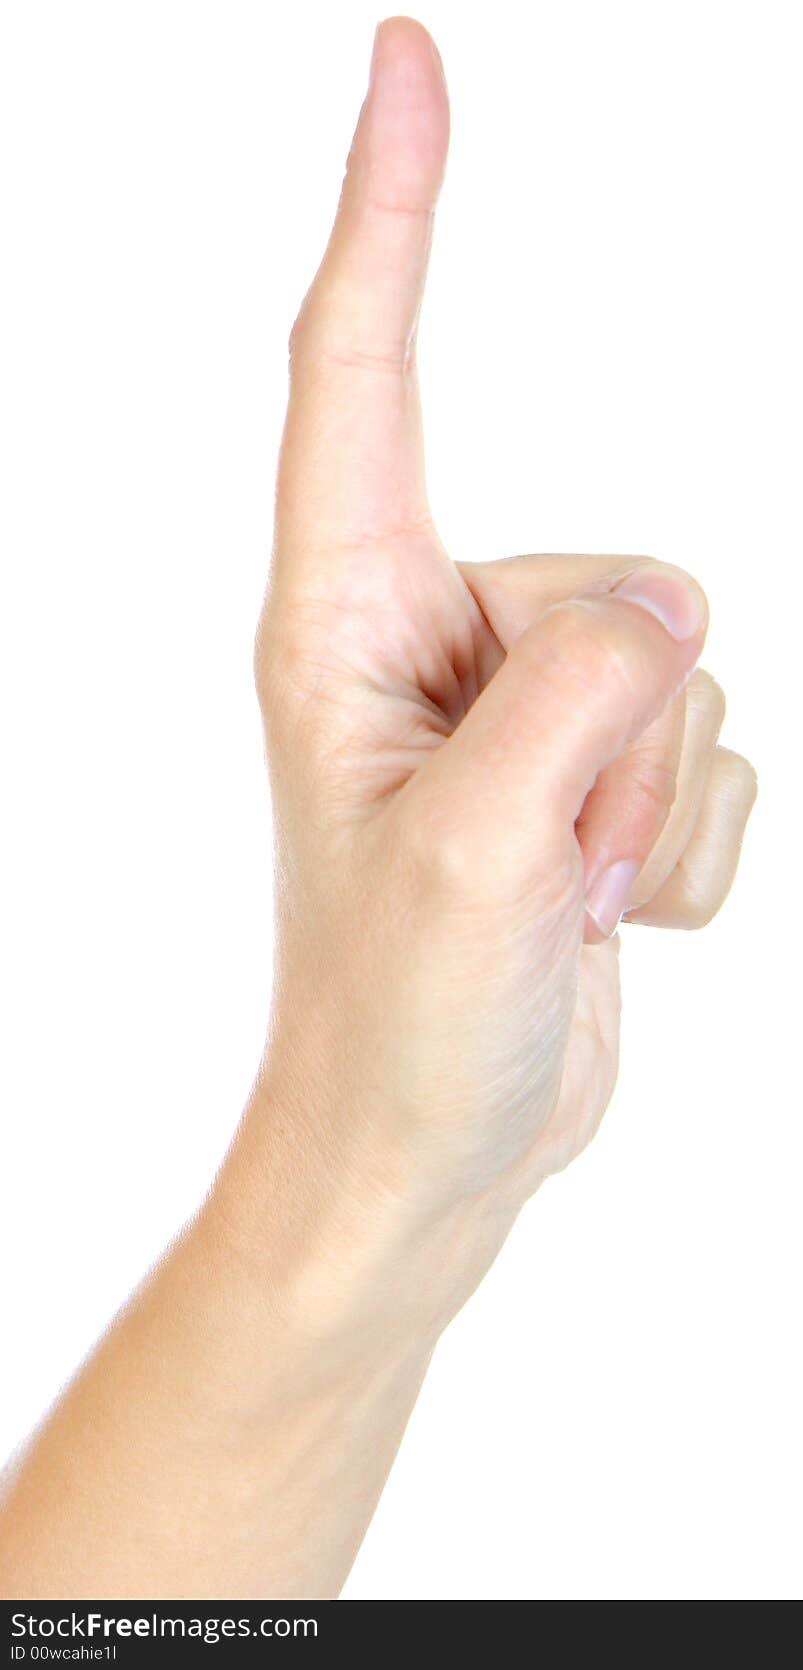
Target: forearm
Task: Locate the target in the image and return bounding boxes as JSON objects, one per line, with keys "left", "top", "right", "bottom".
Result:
{"left": 0, "top": 1082, "right": 453, "bottom": 1601}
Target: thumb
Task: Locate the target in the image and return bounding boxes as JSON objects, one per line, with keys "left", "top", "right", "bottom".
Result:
{"left": 406, "top": 566, "right": 708, "bottom": 906}
{"left": 275, "top": 19, "right": 449, "bottom": 557}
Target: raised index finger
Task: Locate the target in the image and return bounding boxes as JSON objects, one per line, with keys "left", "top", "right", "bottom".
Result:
{"left": 275, "top": 18, "right": 450, "bottom": 559}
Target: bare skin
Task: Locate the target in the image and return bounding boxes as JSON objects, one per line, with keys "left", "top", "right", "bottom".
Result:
{"left": 0, "top": 19, "right": 756, "bottom": 1600}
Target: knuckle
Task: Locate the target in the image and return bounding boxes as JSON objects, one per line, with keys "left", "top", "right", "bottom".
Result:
{"left": 287, "top": 291, "right": 317, "bottom": 373}
{"left": 253, "top": 606, "right": 282, "bottom": 710}
{"left": 253, "top": 600, "right": 310, "bottom": 718}
{"left": 535, "top": 602, "right": 635, "bottom": 704}
{"left": 402, "top": 799, "right": 506, "bottom": 908}
{"left": 668, "top": 845, "right": 725, "bottom": 929}
{"left": 668, "top": 747, "right": 756, "bottom": 931}
{"left": 625, "top": 757, "right": 678, "bottom": 818}
{"left": 717, "top": 747, "right": 759, "bottom": 805}
{"left": 686, "top": 667, "right": 726, "bottom": 730}
{"left": 407, "top": 810, "right": 479, "bottom": 898}
{"left": 677, "top": 875, "right": 721, "bottom": 930}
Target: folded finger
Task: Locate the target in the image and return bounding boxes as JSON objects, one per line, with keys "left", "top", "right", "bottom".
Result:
{"left": 625, "top": 747, "right": 757, "bottom": 930}
{"left": 578, "top": 693, "right": 685, "bottom": 943}
{"left": 628, "top": 667, "right": 726, "bottom": 910}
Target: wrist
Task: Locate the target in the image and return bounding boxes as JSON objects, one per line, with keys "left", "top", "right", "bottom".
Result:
{"left": 205, "top": 1070, "right": 518, "bottom": 1379}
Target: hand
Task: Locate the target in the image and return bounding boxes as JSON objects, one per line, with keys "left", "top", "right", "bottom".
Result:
{"left": 0, "top": 16, "right": 759, "bottom": 1604}
{"left": 239, "top": 18, "right": 756, "bottom": 1336}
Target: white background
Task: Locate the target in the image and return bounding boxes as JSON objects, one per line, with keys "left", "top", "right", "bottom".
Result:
{"left": 1, "top": 0, "right": 800, "bottom": 1600}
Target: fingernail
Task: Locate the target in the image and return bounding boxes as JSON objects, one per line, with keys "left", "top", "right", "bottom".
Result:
{"left": 585, "top": 859, "right": 641, "bottom": 939}
{"left": 614, "top": 568, "right": 708, "bottom": 641}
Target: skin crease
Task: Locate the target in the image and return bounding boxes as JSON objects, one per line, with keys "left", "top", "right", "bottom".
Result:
{"left": 0, "top": 19, "right": 757, "bottom": 1600}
